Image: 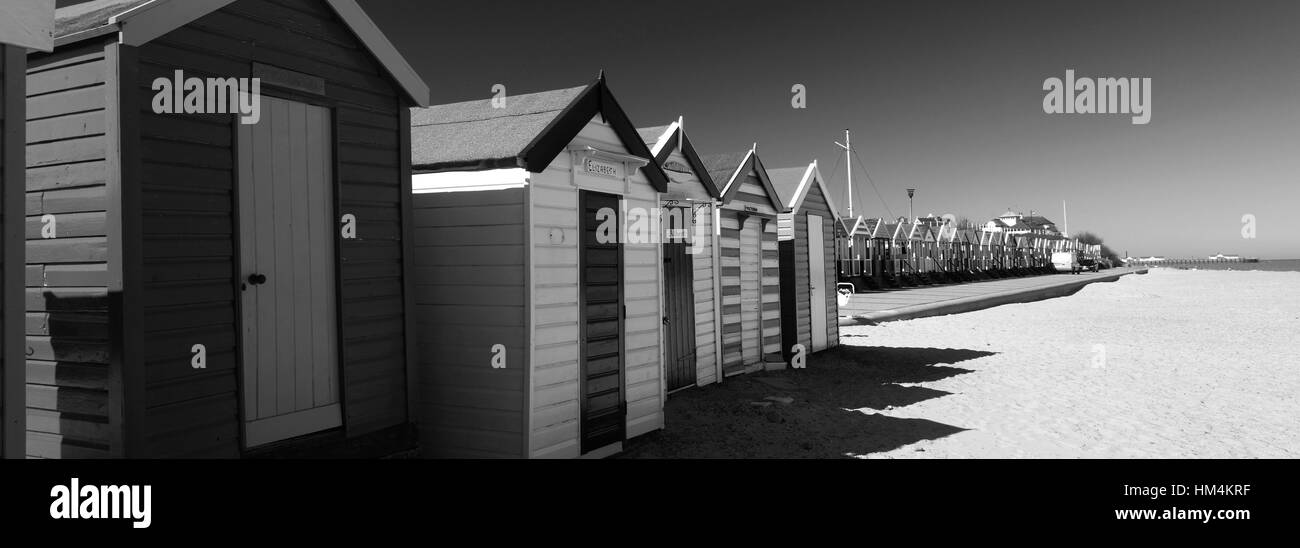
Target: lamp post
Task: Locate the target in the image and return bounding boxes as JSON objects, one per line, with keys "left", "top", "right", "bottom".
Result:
{"left": 906, "top": 188, "right": 915, "bottom": 222}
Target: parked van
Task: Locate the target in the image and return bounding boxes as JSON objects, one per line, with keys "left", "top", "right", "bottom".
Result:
{"left": 1052, "top": 251, "right": 1081, "bottom": 274}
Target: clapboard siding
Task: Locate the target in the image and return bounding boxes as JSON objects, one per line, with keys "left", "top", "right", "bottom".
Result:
{"left": 527, "top": 117, "right": 664, "bottom": 458}
{"left": 717, "top": 162, "right": 781, "bottom": 376}
{"left": 691, "top": 204, "right": 717, "bottom": 386}
{"left": 779, "top": 180, "right": 839, "bottom": 359}
{"left": 658, "top": 147, "right": 717, "bottom": 388}
{"left": 128, "top": 0, "right": 409, "bottom": 457}
{"left": 412, "top": 188, "right": 527, "bottom": 458}
{"left": 23, "top": 40, "right": 112, "bottom": 459}
{"left": 760, "top": 222, "right": 780, "bottom": 354}
{"left": 718, "top": 212, "right": 742, "bottom": 372}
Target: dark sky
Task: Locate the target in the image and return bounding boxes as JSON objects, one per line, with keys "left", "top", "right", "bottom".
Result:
{"left": 358, "top": 0, "right": 1300, "bottom": 259}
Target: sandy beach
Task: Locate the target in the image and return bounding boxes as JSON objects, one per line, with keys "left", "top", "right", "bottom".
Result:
{"left": 623, "top": 269, "right": 1300, "bottom": 458}
{"left": 855, "top": 268, "right": 1300, "bottom": 458}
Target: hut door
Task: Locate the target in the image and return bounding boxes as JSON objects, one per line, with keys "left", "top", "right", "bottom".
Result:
{"left": 739, "top": 217, "right": 761, "bottom": 365}
{"left": 237, "top": 97, "right": 340, "bottom": 448}
{"left": 663, "top": 240, "right": 696, "bottom": 392}
{"left": 807, "top": 215, "right": 828, "bottom": 351}
{"left": 579, "top": 191, "right": 625, "bottom": 454}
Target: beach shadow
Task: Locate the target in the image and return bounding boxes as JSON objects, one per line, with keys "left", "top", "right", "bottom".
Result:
{"left": 620, "top": 344, "right": 995, "bottom": 459}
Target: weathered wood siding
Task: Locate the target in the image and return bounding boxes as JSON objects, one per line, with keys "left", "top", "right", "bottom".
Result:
{"left": 718, "top": 167, "right": 781, "bottom": 375}
{"left": 133, "top": 0, "right": 411, "bottom": 456}
{"left": 24, "top": 40, "right": 113, "bottom": 458}
{"left": 411, "top": 188, "right": 527, "bottom": 458}
{"left": 778, "top": 182, "right": 838, "bottom": 359}
{"left": 760, "top": 220, "right": 780, "bottom": 356}
{"left": 528, "top": 116, "right": 663, "bottom": 458}
{"left": 660, "top": 148, "right": 716, "bottom": 387}
{"left": 718, "top": 210, "right": 741, "bottom": 372}
{"left": 689, "top": 203, "right": 716, "bottom": 386}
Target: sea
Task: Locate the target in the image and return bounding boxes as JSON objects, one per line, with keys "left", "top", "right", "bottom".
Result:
{"left": 1145, "top": 259, "right": 1300, "bottom": 273}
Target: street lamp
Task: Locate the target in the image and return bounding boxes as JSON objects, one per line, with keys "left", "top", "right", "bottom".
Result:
{"left": 906, "top": 188, "right": 915, "bottom": 222}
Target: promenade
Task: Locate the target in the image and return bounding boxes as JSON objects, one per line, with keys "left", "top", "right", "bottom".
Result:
{"left": 838, "top": 268, "right": 1147, "bottom": 325}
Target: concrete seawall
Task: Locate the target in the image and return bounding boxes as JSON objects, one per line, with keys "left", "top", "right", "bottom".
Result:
{"left": 839, "top": 268, "right": 1147, "bottom": 325}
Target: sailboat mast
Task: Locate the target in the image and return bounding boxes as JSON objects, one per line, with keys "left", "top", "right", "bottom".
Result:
{"left": 1062, "top": 200, "right": 1069, "bottom": 237}
{"left": 845, "top": 130, "right": 852, "bottom": 218}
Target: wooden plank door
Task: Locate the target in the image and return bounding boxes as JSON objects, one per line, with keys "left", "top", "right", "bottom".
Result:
{"left": 739, "top": 216, "right": 761, "bottom": 366}
{"left": 663, "top": 240, "right": 696, "bottom": 392}
{"left": 579, "top": 191, "right": 624, "bottom": 454}
{"left": 807, "top": 215, "right": 828, "bottom": 351}
{"left": 237, "top": 96, "right": 340, "bottom": 448}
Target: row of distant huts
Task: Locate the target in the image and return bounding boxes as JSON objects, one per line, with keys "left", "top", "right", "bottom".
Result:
{"left": 1, "top": 0, "right": 841, "bottom": 459}
{"left": 835, "top": 218, "right": 1100, "bottom": 291}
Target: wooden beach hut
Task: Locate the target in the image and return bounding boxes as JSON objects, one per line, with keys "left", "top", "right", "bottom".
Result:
{"left": 834, "top": 215, "right": 867, "bottom": 290}
{"left": 23, "top": 0, "right": 430, "bottom": 458}
{"left": 769, "top": 161, "right": 841, "bottom": 362}
{"left": 888, "top": 219, "right": 912, "bottom": 284}
{"left": 703, "top": 148, "right": 788, "bottom": 375}
{"left": 2, "top": 0, "right": 54, "bottom": 459}
{"left": 409, "top": 76, "right": 671, "bottom": 458}
{"left": 638, "top": 118, "right": 723, "bottom": 393}
{"left": 867, "top": 218, "right": 898, "bottom": 287}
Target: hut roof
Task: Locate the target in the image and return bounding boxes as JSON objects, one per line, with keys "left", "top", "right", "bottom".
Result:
{"left": 700, "top": 150, "right": 786, "bottom": 212}
{"left": 53, "top": 0, "right": 431, "bottom": 106}
{"left": 411, "top": 77, "right": 668, "bottom": 191}
{"left": 638, "top": 119, "right": 721, "bottom": 198}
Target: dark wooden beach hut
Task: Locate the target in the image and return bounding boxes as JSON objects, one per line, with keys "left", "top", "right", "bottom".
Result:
{"left": 769, "top": 161, "right": 840, "bottom": 362}
{"left": 24, "top": 0, "right": 429, "bottom": 458}
{"left": 1, "top": 0, "right": 54, "bottom": 459}
{"left": 704, "top": 148, "right": 788, "bottom": 375}
{"left": 408, "top": 77, "right": 671, "bottom": 458}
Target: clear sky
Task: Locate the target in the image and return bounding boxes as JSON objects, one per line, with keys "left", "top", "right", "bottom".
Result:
{"left": 359, "top": 0, "right": 1300, "bottom": 259}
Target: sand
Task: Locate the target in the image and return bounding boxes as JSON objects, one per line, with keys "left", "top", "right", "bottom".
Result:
{"left": 622, "top": 269, "right": 1300, "bottom": 458}
{"left": 855, "top": 269, "right": 1300, "bottom": 458}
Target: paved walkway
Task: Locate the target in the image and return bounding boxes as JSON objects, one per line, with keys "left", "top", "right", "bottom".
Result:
{"left": 838, "top": 268, "right": 1145, "bottom": 325}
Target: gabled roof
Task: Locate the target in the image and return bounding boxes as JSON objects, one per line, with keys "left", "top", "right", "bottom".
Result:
{"left": 892, "top": 221, "right": 912, "bottom": 243}
{"left": 766, "top": 161, "right": 842, "bottom": 220}
{"left": 50, "top": 0, "right": 430, "bottom": 106}
{"left": 639, "top": 118, "right": 721, "bottom": 199}
{"left": 876, "top": 220, "right": 898, "bottom": 240}
{"left": 1020, "top": 215, "right": 1057, "bottom": 230}
{"left": 702, "top": 149, "right": 787, "bottom": 212}
{"left": 411, "top": 76, "right": 668, "bottom": 191}
{"left": 842, "top": 216, "right": 867, "bottom": 237}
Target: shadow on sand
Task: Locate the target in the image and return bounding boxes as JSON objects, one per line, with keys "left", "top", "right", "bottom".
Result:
{"left": 620, "top": 345, "right": 996, "bottom": 459}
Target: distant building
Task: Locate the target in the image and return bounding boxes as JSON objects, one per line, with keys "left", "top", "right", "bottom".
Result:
{"left": 984, "top": 210, "right": 1061, "bottom": 236}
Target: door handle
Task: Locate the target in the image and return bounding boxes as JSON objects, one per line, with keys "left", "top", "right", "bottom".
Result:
{"left": 247, "top": 273, "right": 267, "bottom": 286}
{"left": 663, "top": 316, "right": 670, "bottom": 325}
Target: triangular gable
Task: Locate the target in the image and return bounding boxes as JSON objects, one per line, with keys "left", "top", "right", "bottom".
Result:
{"left": 643, "top": 118, "right": 721, "bottom": 199}
{"left": 54, "top": 0, "right": 430, "bottom": 106}
{"left": 849, "top": 216, "right": 867, "bottom": 236}
{"left": 778, "top": 161, "right": 843, "bottom": 223}
{"left": 893, "top": 222, "right": 910, "bottom": 243}
{"left": 519, "top": 76, "right": 669, "bottom": 191}
{"left": 907, "top": 222, "right": 925, "bottom": 242}
{"left": 717, "top": 150, "right": 787, "bottom": 213}
{"left": 836, "top": 216, "right": 859, "bottom": 237}
{"left": 414, "top": 76, "right": 669, "bottom": 191}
